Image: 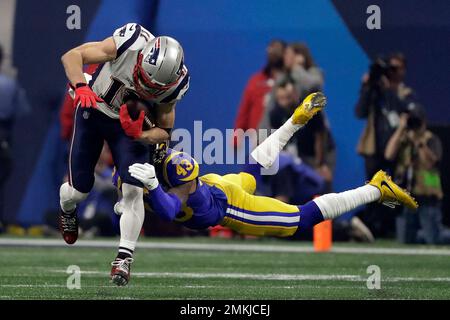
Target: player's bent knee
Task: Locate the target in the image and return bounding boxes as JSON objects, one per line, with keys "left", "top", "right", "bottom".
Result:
{"left": 239, "top": 172, "right": 256, "bottom": 195}
{"left": 121, "top": 183, "right": 143, "bottom": 204}
{"left": 59, "top": 182, "right": 89, "bottom": 212}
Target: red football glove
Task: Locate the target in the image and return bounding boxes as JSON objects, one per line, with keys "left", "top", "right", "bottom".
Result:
{"left": 73, "top": 84, "right": 103, "bottom": 108}
{"left": 119, "top": 104, "right": 145, "bottom": 139}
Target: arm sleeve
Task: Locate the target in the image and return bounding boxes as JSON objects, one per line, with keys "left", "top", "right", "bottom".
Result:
{"left": 144, "top": 185, "right": 182, "bottom": 222}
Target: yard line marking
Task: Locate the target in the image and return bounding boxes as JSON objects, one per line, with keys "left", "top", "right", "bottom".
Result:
{"left": 1, "top": 238, "right": 450, "bottom": 256}
{"left": 0, "top": 284, "right": 115, "bottom": 288}
{"left": 50, "top": 269, "right": 450, "bottom": 282}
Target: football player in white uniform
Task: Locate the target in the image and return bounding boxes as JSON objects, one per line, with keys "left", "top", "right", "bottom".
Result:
{"left": 59, "top": 22, "right": 189, "bottom": 285}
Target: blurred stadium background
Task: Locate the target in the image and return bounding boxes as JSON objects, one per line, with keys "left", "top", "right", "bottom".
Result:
{"left": 0, "top": 0, "right": 449, "bottom": 299}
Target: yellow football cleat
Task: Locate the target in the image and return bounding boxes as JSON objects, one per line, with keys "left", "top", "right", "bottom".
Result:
{"left": 368, "top": 170, "right": 418, "bottom": 210}
{"left": 291, "top": 92, "right": 327, "bottom": 126}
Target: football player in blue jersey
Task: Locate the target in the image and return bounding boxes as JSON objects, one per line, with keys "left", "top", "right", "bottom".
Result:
{"left": 58, "top": 23, "right": 190, "bottom": 285}
{"left": 113, "top": 92, "right": 418, "bottom": 285}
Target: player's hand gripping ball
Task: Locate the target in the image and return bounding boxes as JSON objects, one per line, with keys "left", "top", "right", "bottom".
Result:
{"left": 119, "top": 100, "right": 153, "bottom": 139}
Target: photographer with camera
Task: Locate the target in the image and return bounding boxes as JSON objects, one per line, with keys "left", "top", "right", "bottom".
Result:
{"left": 385, "top": 104, "right": 450, "bottom": 244}
{"left": 355, "top": 52, "right": 417, "bottom": 176}
{"left": 354, "top": 52, "right": 417, "bottom": 237}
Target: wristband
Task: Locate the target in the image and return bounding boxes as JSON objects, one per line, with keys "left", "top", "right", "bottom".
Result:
{"left": 70, "top": 82, "right": 88, "bottom": 90}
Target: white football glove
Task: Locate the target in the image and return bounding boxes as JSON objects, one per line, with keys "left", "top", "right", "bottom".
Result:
{"left": 128, "top": 163, "right": 159, "bottom": 190}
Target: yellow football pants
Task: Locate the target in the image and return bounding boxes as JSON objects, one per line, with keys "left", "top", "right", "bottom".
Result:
{"left": 200, "top": 172, "right": 301, "bottom": 237}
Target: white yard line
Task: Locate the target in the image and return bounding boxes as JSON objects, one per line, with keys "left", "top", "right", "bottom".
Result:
{"left": 2, "top": 271, "right": 449, "bottom": 294}
{"left": 1, "top": 238, "right": 450, "bottom": 256}
{"left": 48, "top": 269, "right": 450, "bottom": 282}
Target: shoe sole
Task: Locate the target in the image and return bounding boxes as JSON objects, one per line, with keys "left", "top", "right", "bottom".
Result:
{"left": 307, "top": 92, "right": 327, "bottom": 111}
{"left": 376, "top": 173, "right": 418, "bottom": 209}
{"left": 394, "top": 186, "right": 418, "bottom": 209}
{"left": 111, "top": 273, "right": 129, "bottom": 286}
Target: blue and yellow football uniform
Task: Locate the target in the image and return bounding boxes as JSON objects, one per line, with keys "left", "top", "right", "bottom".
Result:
{"left": 147, "top": 149, "right": 319, "bottom": 237}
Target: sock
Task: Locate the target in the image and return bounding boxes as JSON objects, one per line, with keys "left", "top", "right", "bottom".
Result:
{"left": 298, "top": 201, "right": 325, "bottom": 229}
{"left": 117, "top": 183, "right": 145, "bottom": 258}
{"left": 251, "top": 118, "right": 302, "bottom": 169}
{"left": 116, "top": 247, "right": 134, "bottom": 260}
{"left": 313, "top": 185, "right": 381, "bottom": 220}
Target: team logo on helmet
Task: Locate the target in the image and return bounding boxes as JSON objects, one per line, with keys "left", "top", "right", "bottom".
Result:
{"left": 144, "top": 38, "right": 160, "bottom": 66}
{"left": 162, "top": 149, "right": 199, "bottom": 187}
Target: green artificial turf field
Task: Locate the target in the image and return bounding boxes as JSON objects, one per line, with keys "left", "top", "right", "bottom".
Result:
{"left": 1, "top": 237, "right": 449, "bottom": 299}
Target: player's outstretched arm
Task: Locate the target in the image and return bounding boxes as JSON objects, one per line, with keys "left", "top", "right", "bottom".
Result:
{"left": 61, "top": 37, "right": 117, "bottom": 87}
{"left": 139, "top": 102, "right": 176, "bottom": 144}
{"left": 128, "top": 163, "right": 193, "bottom": 221}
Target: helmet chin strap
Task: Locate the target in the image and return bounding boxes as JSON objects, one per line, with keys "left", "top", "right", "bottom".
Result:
{"left": 133, "top": 52, "right": 184, "bottom": 100}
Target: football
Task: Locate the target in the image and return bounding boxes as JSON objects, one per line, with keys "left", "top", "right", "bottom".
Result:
{"left": 124, "top": 99, "right": 155, "bottom": 130}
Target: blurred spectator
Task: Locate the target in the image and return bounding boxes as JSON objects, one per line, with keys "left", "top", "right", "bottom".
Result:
{"left": 233, "top": 39, "right": 285, "bottom": 148}
{"left": 385, "top": 104, "right": 450, "bottom": 244}
{"left": 269, "top": 78, "right": 336, "bottom": 190}
{"left": 269, "top": 152, "right": 327, "bottom": 205}
{"left": 263, "top": 42, "right": 324, "bottom": 124}
{"left": 59, "top": 93, "right": 76, "bottom": 141}
{"left": 282, "top": 42, "right": 324, "bottom": 99}
{"left": 0, "top": 44, "right": 31, "bottom": 231}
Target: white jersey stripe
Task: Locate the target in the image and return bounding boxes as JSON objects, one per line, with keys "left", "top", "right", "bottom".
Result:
{"left": 226, "top": 208, "right": 300, "bottom": 224}
{"left": 116, "top": 24, "right": 141, "bottom": 58}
